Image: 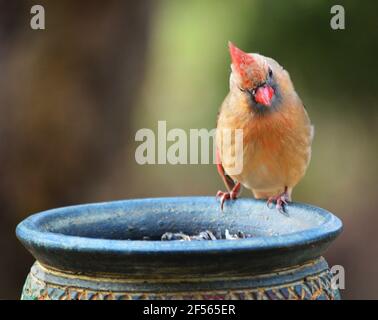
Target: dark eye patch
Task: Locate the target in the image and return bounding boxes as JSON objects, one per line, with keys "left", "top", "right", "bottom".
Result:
{"left": 268, "top": 67, "right": 273, "bottom": 78}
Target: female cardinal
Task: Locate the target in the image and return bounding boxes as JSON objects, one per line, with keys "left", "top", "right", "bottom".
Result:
{"left": 216, "top": 42, "right": 314, "bottom": 212}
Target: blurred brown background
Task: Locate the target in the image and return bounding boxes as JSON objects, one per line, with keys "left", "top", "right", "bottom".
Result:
{"left": 0, "top": 0, "right": 377, "bottom": 299}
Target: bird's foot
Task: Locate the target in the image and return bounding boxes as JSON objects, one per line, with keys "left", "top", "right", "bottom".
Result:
{"left": 216, "top": 182, "right": 241, "bottom": 210}
{"left": 216, "top": 190, "right": 237, "bottom": 210}
{"left": 267, "top": 187, "right": 290, "bottom": 214}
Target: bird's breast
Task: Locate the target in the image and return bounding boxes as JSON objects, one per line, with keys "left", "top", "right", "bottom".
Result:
{"left": 217, "top": 101, "right": 313, "bottom": 196}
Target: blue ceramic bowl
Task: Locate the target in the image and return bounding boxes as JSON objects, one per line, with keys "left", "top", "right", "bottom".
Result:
{"left": 16, "top": 197, "right": 342, "bottom": 300}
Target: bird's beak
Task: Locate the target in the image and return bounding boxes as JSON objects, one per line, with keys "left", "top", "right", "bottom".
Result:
{"left": 228, "top": 41, "right": 255, "bottom": 84}
{"left": 254, "top": 85, "right": 274, "bottom": 106}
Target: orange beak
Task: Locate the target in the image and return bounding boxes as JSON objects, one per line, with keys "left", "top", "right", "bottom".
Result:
{"left": 255, "top": 85, "right": 274, "bottom": 106}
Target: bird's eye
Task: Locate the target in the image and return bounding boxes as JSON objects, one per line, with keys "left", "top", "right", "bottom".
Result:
{"left": 268, "top": 67, "right": 273, "bottom": 78}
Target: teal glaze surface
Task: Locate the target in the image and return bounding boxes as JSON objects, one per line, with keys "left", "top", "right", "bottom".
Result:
{"left": 16, "top": 197, "right": 343, "bottom": 300}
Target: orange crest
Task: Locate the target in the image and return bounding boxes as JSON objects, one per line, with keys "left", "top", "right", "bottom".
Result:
{"left": 228, "top": 42, "right": 265, "bottom": 88}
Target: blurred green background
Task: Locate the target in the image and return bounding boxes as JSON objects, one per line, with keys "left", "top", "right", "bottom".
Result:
{"left": 0, "top": 0, "right": 377, "bottom": 299}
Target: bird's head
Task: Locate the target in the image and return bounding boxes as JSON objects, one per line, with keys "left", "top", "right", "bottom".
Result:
{"left": 228, "top": 42, "right": 293, "bottom": 114}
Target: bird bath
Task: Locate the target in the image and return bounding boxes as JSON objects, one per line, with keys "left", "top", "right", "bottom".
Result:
{"left": 16, "top": 196, "right": 342, "bottom": 300}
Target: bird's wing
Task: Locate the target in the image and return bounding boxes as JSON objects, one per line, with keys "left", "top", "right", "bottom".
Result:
{"left": 216, "top": 148, "right": 235, "bottom": 192}
{"left": 215, "top": 94, "right": 236, "bottom": 192}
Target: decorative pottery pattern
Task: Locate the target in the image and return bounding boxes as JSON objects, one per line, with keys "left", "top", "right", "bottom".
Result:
{"left": 21, "top": 261, "right": 340, "bottom": 300}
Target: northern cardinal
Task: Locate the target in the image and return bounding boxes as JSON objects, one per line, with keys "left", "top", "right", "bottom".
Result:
{"left": 216, "top": 42, "right": 313, "bottom": 212}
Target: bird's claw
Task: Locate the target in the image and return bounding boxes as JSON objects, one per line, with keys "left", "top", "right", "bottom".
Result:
{"left": 216, "top": 190, "right": 238, "bottom": 210}
{"left": 267, "top": 189, "right": 290, "bottom": 214}
{"left": 216, "top": 182, "right": 241, "bottom": 211}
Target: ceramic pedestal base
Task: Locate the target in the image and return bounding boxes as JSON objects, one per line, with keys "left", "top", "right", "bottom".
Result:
{"left": 22, "top": 258, "right": 340, "bottom": 300}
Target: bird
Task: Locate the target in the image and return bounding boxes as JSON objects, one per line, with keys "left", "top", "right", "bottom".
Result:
{"left": 216, "top": 42, "right": 314, "bottom": 212}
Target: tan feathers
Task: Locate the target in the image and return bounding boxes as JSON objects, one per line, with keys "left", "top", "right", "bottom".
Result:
{"left": 216, "top": 53, "right": 313, "bottom": 200}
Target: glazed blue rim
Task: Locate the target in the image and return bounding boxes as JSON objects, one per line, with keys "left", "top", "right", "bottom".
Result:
{"left": 16, "top": 196, "right": 343, "bottom": 255}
